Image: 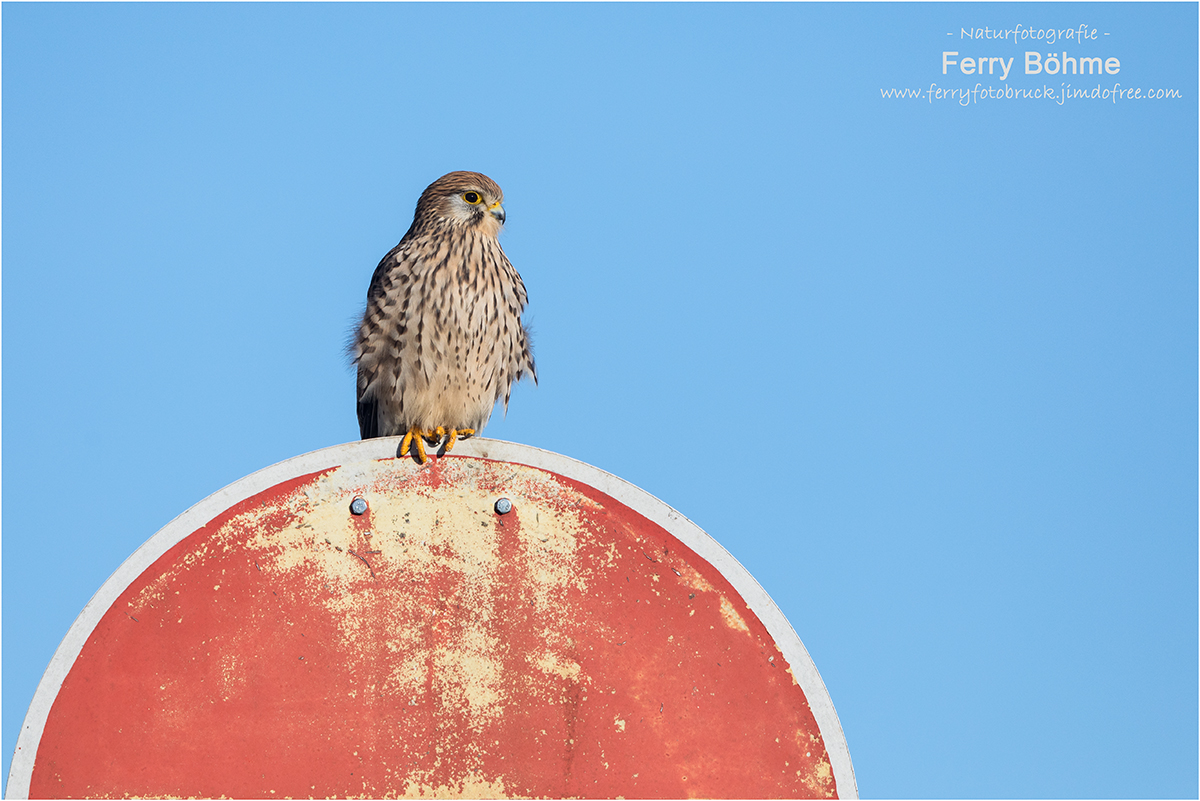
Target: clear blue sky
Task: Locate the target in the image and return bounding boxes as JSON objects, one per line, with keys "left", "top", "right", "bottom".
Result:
{"left": 3, "top": 3, "right": 1196, "bottom": 797}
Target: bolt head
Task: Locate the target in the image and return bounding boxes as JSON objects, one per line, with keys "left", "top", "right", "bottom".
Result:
{"left": 494, "top": 497, "right": 513, "bottom": 515}
{"left": 350, "top": 496, "right": 368, "bottom": 516}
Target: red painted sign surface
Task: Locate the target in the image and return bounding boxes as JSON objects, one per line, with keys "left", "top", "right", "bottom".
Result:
{"left": 28, "top": 454, "right": 838, "bottom": 799}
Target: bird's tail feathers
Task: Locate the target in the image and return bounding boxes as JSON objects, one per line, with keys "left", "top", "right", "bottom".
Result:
{"left": 357, "top": 393, "right": 380, "bottom": 440}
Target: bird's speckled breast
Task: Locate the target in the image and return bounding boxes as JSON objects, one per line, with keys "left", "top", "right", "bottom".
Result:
{"left": 355, "top": 222, "right": 532, "bottom": 436}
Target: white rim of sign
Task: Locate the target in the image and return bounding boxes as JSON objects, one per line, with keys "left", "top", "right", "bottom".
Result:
{"left": 6, "top": 438, "right": 858, "bottom": 800}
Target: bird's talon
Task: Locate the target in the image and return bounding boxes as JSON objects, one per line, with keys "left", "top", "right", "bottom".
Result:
{"left": 401, "top": 427, "right": 429, "bottom": 464}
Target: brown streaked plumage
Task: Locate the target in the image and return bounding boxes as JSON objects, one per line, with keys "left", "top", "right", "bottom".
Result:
{"left": 351, "top": 171, "right": 536, "bottom": 462}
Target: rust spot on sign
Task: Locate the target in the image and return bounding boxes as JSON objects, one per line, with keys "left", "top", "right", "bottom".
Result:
{"left": 30, "top": 455, "right": 838, "bottom": 799}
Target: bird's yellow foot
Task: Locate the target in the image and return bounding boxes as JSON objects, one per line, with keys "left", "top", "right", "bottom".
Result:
{"left": 400, "top": 427, "right": 432, "bottom": 464}
{"left": 404, "top": 427, "right": 477, "bottom": 461}
{"left": 441, "top": 428, "right": 475, "bottom": 453}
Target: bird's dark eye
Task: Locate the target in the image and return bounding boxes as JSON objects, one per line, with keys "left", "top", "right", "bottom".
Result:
{"left": 462, "top": 192, "right": 481, "bottom": 204}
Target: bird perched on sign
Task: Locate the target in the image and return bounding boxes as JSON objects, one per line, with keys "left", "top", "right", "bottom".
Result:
{"left": 351, "top": 171, "right": 536, "bottom": 463}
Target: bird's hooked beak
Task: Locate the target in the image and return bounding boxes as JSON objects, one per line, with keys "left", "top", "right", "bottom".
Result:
{"left": 489, "top": 201, "right": 505, "bottom": 225}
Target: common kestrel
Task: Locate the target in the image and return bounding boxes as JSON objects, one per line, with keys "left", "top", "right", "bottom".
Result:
{"left": 351, "top": 171, "right": 536, "bottom": 463}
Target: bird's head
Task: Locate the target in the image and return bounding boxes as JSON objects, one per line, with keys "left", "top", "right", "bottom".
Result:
{"left": 414, "top": 171, "right": 506, "bottom": 236}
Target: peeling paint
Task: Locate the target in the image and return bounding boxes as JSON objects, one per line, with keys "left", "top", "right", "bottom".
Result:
{"left": 29, "top": 456, "right": 839, "bottom": 800}
{"left": 400, "top": 774, "right": 508, "bottom": 799}
{"left": 719, "top": 595, "right": 751, "bottom": 634}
